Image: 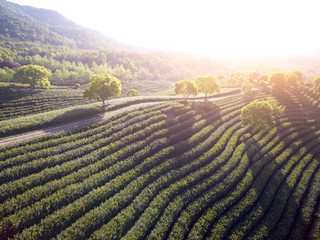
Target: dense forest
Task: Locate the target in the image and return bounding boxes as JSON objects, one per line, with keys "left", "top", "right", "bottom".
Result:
{"left": 0, "top": 0, "right": 228, "bottom": 86}
{"left": 0, "top": 41, "right": 230, "bottom": 86}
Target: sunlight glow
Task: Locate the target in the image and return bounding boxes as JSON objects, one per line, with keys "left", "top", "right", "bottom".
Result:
{"left": 8, "top": 0, "right": 320, "bottom": 58}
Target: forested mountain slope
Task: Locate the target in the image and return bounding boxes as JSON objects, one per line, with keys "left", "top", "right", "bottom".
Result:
{"left": 0, "top": 0, "right": 125, "bottom": 50}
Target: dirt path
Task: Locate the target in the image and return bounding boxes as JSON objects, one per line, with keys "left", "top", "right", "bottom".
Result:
{"left": 0, "top": 93, "right": 242, "bottom": 147}
{"left": 0, "top": 102, "right": 160, "bottom": 147}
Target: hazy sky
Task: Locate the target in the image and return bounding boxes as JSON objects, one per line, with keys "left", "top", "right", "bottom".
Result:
{"left": 8, "top": 0, "right": 320, "bottom": 58}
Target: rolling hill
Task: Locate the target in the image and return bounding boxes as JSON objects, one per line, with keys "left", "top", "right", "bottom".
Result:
{"left": 1, "top": 1, "right": 320, "bottom": 239}
{"left": 0, "top": 88, "right": 319, "bottom": 239}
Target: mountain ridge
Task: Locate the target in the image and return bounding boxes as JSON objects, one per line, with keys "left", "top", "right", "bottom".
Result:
{"left": 0, "top": 0, "right": 132, "bottom": 50}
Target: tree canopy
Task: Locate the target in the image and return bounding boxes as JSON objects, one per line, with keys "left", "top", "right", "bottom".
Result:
{"left": 313, "top": 76, "right": 320, "bottom": 94}
{"left": 241, "top": 98, "right": 285, "bottom": 130}
{"left": 126, "top": 89, "right": 140, "bottom": 97}
{"left": 241, "top": 79, "right": 254, "bottom": 97}
{"left": 13, "top": 64, "right": 50, "bottom": 88}
{"left": 293, "top": 70, "right": 303, "bottom": 81}
{"left": 269, "top": 72, "right": 287, "bottom": 89}
{"left": 195, "top": 74, "right": 220, "bottom": 102}
{"left": 174, "top": 79, "right": 198, "bottom": 99}
{"left": 286, "top": 73, "right": 299, "bottom": 88}
{"left": 84, "top": 74, "right": 121, "bottom": 105}
{"left": 258, "top": 80, "right": 268, "bottom": 90}
{"left": 259, "top": 74, "right": 268, "bottom": 82}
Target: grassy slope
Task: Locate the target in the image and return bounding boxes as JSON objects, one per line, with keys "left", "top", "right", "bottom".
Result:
{"left": 0, "top": 88, "right": 319, "bottom": 239}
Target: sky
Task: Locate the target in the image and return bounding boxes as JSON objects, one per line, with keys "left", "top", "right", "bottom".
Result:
{"left": 8, "top": 0, "right": 320, "bottom": 58}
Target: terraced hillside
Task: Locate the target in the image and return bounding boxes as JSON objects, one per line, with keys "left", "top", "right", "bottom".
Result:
{"left": 0, "top": 85, "right": 94, "bottom": 121}
{"left": 0, "top": 90, "right": 320, "bottom": 240}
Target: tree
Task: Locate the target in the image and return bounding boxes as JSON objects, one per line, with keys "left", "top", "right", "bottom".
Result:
{"left": 248, "top": 71, "right": 260, "bottom": 82}
{"left": 266, "top": 97, "right": 285, "bottom": 119}
{"left": 241, "top": 98, "right": 285, "bottom": 130}
{"left": 313, "top": 76, "right": 320, "bottom": 94}
{"left": 269, "top": 72, "right": 287, "bottom": 89}
{"left": 126, "top": 89, "right": 139, "bottom": 97}
{"left": 0, "top": 67, "right": 14, "bottom": 82}
{"left": 286, "top": 73, "right": 299, "bottom": 88}
{"left": 229, "top": 72, "right": 243, "bottom": 86}
{"left": 293, "top": 70, "right": 303, "bottom": 82}
{"left": 241, "top": 79, "right": 254, "bottom": 97}
{"left": 174, "top": 79, "right": 198, "bottom": 99}
{"left": 13, "top": 64, "right": 50, "bottom": 88}
{"left": 259, "top": 74, "right": 268, "bottom": 82}
{"left": 195, "top": 74, "right": 220, "bottom": 102}
{"left": 84, "top": 74, "right": 121, "bottom": 105}
{"left": 258, "top": 80, "right": 268, "bottom": 90}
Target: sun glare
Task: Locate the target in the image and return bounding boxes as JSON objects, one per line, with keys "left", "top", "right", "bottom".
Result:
{"left": 8, "top": 0, "right": 320, "bottom": 58}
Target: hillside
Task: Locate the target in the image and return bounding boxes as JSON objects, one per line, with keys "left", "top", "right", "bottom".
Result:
{"left": 0, "top": 0, "right": 126, "bottom": 50}
{"left": 0, "top": 88, "right": 320, "bottom": 239}
{"left": 1, "top": 1, "right": 320, "bottom": 239}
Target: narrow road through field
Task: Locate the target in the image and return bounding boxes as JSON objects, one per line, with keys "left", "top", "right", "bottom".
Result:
{"left": 0, "top": 92, "right": 242, "bottom": 146}
{"left": 0, "top": 102, "right": 163, "bottom": 147}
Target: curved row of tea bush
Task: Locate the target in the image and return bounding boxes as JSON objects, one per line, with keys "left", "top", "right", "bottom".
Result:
{"left": 0, "top": 86, "right": 93, "bottom": 121}
{"left": 0, "top": 89, "right": 319, "bottom": 239}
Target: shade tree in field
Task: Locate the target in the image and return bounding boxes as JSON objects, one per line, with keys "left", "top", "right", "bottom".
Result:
{"left": 13, "top": 64, "right": 50, "bottom": 88}
{"left": 269, "top": 72, "right": 287, "bottom": 89}
{"left": 241, "top": 97, "right": 285, "bottom": 130}
{"left": 241, "top": 79, "right": 254, "bottom": 98}
{"left": 84, "top": 74, "right": 121, "bottom": 105}
{"left": 126, "top": 89, "right": 140, "bottom": 97}
{"left": 228, "top": 72, "right": 243, "bottom": 86}
{"left": 248, "top": 71, "right": 260, "bottom": 82}
{"left": 174, "top": 79, "right": 198, "bottom": 99}
{"left": 258, "top": 80, "right": 268, "bottom": 91}
{"left": 313, "top": 76, "right": 320, "bottom": 94}
{"left": 286, "top": 72, "right": 299, "bottom": 88}
{"left": 259, "top": 74, "right": 268, "bottom": 82}
{"left": 293, "top": 70, "right": 303, "bottom": 82}
{"left": 195, "top": 74, "right": 220, "bottom": 102}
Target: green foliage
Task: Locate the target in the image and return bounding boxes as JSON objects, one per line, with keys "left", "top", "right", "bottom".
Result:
{"left": 74, "top": 83, "right": 80, "bottom": 89}
{"left": 84, "top": 74, "right": 121, "bottom": 105}
{"left": 195, "top": 74, "right": 220, "bottom": 101}
{"left": 0, "top": 67, "right": 14, "bottom": 82}
{"left": 286, "top": 73, "right": 299, "bottom": 88}
{"left": 174, "top": 79, "right": 198, "bottom": 98}
{"left": 13, "top": 65, "right": 50, "bottom": 88}
{"left": 269, "top": 72, "right": 287, "bottom": 89}
{"left": 248, "top": 71, "right": 260, "bottom": 81}
{"left": 126, "top": 89, "right": 139, "bottom": 97}
{"left": 258, "top": 80, "right": 268, "bottom": 90}
{"left": 266, "top": 97, "right": 286, "bottom": 119}
{"left": 241, "top": 79, "right": 254, "bottom": 97}
{"left": 293, "top": 70, "right": 303, "bottom": 81}
{"left": 0, "top": 41, "right": 231, "bottom": 86}
{"left": 259, "top": 74, "right": 268, "bottom": 82}
{"left": 241, "top": 98, "right": 285, "bottom": 130}
{"left": 228, "top": 72, "right": 243, "bottom": 86}
{"left": 313, "top": 76, "right": 320, "bottom": 94}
